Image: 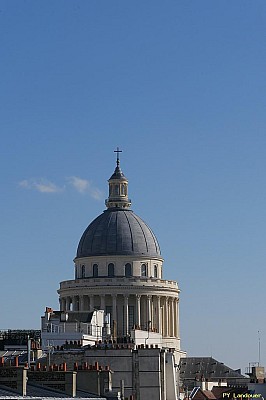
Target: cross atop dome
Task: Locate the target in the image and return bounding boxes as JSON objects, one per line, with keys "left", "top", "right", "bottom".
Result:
{"left": 114, "top": 147, "right": 122, "bottom": 166}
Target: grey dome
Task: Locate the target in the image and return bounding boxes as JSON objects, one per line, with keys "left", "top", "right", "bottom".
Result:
{"left": 77, "top": 209, "right": 161, "bottom": 258}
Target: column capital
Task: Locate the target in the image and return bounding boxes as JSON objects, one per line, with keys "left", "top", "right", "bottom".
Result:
{"left": 169, "top": 297, "right": 174, "bottom": 303}
{"left": 174, "top": 297, "right": 179, "bottom": 303}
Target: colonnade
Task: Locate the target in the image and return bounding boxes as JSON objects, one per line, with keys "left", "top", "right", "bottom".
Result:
{"left": 59, "top": 293, "right": 179, "bottom": 338}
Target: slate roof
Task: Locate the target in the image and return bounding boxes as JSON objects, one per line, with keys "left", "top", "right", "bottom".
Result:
{"left": 77, "top": 209, "right": 161, "bottom": 258}
{"left": 179, "top": 357, "right": 248, "bottom": 390}
{"left": 0, "top": 383, "right": 108, "bottom": 399}
{"left": 180, "top": 357, "right": 245, "bottom": 379}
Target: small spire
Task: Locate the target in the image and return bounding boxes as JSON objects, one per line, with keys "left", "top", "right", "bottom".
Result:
{"left": 105, "top": 148, "right": 131, "bottom": 209}
{"left": 114, "top": 147, "right": 122, "bottom": 166}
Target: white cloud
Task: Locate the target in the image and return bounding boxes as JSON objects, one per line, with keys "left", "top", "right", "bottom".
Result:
{"left": 19, "top": 180, "right": 31, "bottom": 189}
{"left": 35, "top": 181, "right": 62, "bottom": 193}
{"left": 19, "top": 179, "right": 63, "bottom": 193}
{"left": 67, "top": 176, "right": 104, "bottom": 200}
{"left": 67, "top": 176, "right": 89, "bottom": 193}
{"left": 19, "top": 176, "right": 103, "bottom": 200}
{"left": 90, "top": 188, "right": 103, "bottom": 201}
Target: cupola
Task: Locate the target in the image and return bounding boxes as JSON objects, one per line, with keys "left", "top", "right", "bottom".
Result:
{"left": 105, "top": 147, "right": 131, "bottom": 209}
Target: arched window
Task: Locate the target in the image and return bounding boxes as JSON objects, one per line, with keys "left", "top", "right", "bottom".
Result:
{"left": 125, "top": 263, "right": 132, "bottom": 277}
{"left": 154, "top": 265, "right": 158, "bottom": 278}
{"left": 108, "top": 263, "right": 114, "bottom": 277}
{"left": 141, "top": 263, "right": 147, "bottom": 277}
{"left": 81, "top": 265, "right": 85, "bottom": 278}
{"left": 93, "top": 264, "right": 98, "bottom": 277}
{"left": 75, "top": 265, "right": 78, "bottom": 279}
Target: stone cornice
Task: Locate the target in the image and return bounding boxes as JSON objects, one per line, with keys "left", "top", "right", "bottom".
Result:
{"left": 59, "top": 277, "right": 179, "bottom": 291}
{"left": 58, "top": 283, "right": 179, "bottom": 298}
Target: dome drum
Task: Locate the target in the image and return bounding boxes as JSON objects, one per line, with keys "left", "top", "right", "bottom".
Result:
{"left": 74, "top": 257, "right": 163, "bottom": 280}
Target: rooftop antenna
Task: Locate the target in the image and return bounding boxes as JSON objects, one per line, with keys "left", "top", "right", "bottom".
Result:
{"left": 114, "top": 147, "right": 122, "bottom": 166}
{"left": 258, "top": 330, "right": 261, "bottom": 366}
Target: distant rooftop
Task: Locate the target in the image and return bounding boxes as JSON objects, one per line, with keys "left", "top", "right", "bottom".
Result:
{"left": 179, "top": 357, "right": 248, "bottom": 390}
{"left": 0, "top": 382, "right": 108, "bottom": 399}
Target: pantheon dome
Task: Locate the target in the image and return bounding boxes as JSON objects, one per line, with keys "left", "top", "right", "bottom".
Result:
{"left": 77, "top": 209, "right": 161, "bottom": 258}
{"left": 77, "top": 153, "right": 161, "bottom": 260}
{"left": 58, "top": 151, "right": 180, "bottom": 347}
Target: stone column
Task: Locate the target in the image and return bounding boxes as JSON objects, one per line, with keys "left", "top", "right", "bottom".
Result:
{"left": 168, "top": 298, "right": 171, "bottom": 336}
{"left": 89, "top": 295, "right": 94, "bottom": 311}
{"left": 112, "top": 294, "right": 117, "bottom": 338}
{"left": 165, "top": 297, "right": 169, "bottom": 337}
{"left": 175, "top": 299, "right": 180, "bottom": 338}
{"left": 151, "top": 296, "right": 154, "bottom": 330}
{"left": 147, "top": 295, "right": 152, "bottom": 330}
{"left": 170, "top": 298, "right": 174, "bottom": 337}
{"left": 112, "top": 294, "right": 117, "bottom": 323}
{"left": 64, "top": 298, "right": 67, "bottom": 311}
{"left": 66, "top": 297, "right": 71, "bottom": 311}
{"left": 124, "top": 295, "right": 129, "bottom": 335}
{"left": 72, "top": 296, "right": 77, "bottom": 311}
{"left": 173, "top": 298, "right": 177, "bottom": 337}
{"left": 83, "top": 295, "right": 89, "bottom": 311}
{"left": 100, "top": 295, "right": 105, "bottom": 312}
{"left": 136, "top": 295, "right": 141, "bottom": 328}
{"left": 80, "top": 295, "right": 84, "bottom": 311}
{"left": 157, "top": 296, "right": 161, "bottom": 334}
{"left": 59, "top": 298, "right": 65, "bottom": 311}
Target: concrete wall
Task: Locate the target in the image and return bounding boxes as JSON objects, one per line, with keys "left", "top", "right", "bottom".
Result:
{"left": 165, "top": 351, "right": 177, "bottom": 400}
{"left": 50, "top": 346, "right": 177, "bottom": 400}
{"left": 77, "top": 369, "right": 112, "bottom": 396}
{"left": 131, "top": 329, "right": 162, "bottom": 347}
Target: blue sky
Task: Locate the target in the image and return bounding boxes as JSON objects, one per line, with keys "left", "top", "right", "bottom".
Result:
{"left": 0, "top": 0, "right": 266, "bottom": 373}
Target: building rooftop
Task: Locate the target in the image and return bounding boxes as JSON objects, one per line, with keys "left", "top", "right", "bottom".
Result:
{"left": 179, "top": 357, "right": 248, "bottom": 390}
